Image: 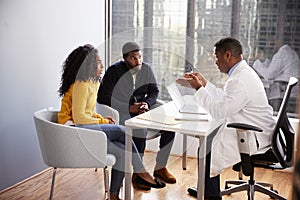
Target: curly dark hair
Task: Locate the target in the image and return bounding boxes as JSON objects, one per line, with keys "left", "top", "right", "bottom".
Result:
{"left": 58, "top": 44, "right": 99, "bottom": 97}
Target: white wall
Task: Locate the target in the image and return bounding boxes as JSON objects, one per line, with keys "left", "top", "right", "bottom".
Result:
{"left": 0, "top": 0, "right": 105, "bottom": 190}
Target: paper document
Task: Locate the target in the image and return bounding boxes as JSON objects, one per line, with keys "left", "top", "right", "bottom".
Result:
{"left": 136, "top": 112, "right": 182, "bottom": 125}
{"left": 174, "top": 113, "right": 210, "bottom": 121}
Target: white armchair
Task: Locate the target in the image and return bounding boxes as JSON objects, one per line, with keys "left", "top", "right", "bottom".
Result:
{"left": 33, "top": 109, "right": 116, "bottom": 200}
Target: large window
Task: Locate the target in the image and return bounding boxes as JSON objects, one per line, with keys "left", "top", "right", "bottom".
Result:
{"left": 107, "top": 0, "right": 300, "bottom": 116}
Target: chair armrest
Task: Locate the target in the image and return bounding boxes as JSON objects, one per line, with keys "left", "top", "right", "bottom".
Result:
{"left": 96, "top": 103, "right": 120, "bottom": 124}
{"left": 227, "top": 123, "right": 263, "bottom": 132}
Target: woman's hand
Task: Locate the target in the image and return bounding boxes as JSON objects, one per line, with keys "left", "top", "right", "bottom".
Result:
{"left": 105, "top": 116, "right": 116, "bottom": 124}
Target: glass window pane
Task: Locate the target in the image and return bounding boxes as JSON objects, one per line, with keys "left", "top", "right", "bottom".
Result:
{"left": 110, "top": 0, "right": 300, "bottom": 116}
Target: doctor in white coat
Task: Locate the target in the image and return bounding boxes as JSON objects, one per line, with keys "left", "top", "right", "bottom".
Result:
{"left": 177, "top": 37, "right": 275, "bottom": 200}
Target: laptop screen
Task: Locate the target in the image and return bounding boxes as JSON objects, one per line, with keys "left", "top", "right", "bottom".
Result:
{"left": 167, "top": 82, "right": 185, "bottom": 109}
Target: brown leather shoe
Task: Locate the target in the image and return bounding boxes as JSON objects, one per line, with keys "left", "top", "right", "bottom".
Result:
{"left": 153, "top": 167, "right": 176, "bottom": 183}
{"left": 132, "top": 173, "right": 151, "bottom": 190}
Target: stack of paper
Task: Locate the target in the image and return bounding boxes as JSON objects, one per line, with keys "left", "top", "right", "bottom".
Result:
{"left": 136, "top": 112, "right": 182, "bottom": 125}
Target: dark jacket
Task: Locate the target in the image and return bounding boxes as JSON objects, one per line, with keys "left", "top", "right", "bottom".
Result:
{"left": 97, "top": 61, "right": 159, "bottom": 117}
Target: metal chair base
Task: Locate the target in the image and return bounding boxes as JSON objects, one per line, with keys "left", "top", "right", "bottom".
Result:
{"left": 221, "top": 179, "right": 286, "bottom": 200}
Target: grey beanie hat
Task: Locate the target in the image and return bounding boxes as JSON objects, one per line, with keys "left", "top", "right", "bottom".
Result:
{"left": 122, "top": 42, "right": 141, "bottom": 55}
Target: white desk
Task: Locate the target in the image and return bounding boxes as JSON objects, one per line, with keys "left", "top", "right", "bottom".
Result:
{"left": 124, "top": 101, "right": 223, "bottom": 200}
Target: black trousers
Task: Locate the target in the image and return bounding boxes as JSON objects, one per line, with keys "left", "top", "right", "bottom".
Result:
{"left": 203, "top": 151, "right": 221, "bottom": 197}
{"left": 132, "top": 129, "right": 175, "bottom": 168}
{"left": 119, "top": 112, "right": 175, "bottom": 168}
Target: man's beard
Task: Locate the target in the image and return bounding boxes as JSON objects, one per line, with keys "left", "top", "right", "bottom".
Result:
{"left": 129, "top": 64, "right": 142, "bottom": 75}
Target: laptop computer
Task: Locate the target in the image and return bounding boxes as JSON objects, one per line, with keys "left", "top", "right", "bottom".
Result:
{"left": 167, "top": 82, "right": 207, "bottom": 114}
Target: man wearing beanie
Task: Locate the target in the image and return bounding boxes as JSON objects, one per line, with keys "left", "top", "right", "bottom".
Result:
{"left": 97, "top": 41, "right": 176, "bottom": 190}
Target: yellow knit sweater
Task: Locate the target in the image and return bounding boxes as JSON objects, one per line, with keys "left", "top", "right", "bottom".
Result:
{"left": 58, "top": 84, "right": 74, "bottom": 124}
{"left": 58, "top": 80, "right": 109, "bottom": 125}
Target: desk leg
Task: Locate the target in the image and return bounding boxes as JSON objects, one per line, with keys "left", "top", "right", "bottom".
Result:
{"left": 125, "top": 126, "right": 132, "bottom": 200}
{"left": 197, "top": 137, "right": 206, "bottom": 200}
{"left": 182, "top": 134, "right": 187, "bottom": 170}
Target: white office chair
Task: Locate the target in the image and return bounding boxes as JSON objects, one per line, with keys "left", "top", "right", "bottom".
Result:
{"left": 33, "top": 109, "right": 116, "bottom": 200}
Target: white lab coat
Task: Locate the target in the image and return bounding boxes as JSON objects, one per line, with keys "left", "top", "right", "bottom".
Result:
{"left": 267, "top": 44, "right": 300, "bottom": 100}
{"left": 194, "top": 60, "right": 276, "bottom": 177}
{"left": 267, "top": 44, "right": 300, "bottom": 82}
{"left": 252, "top": 58, "right": 270, "bottom": 80}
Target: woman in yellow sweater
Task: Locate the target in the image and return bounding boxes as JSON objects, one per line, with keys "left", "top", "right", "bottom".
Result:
{"left": 58, "top": 44, "right": 164, "bottom": 200}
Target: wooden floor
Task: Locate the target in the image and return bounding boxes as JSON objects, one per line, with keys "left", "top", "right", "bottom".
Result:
{"left": 0, "top": 151, "right": 293, "bottom": 200}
